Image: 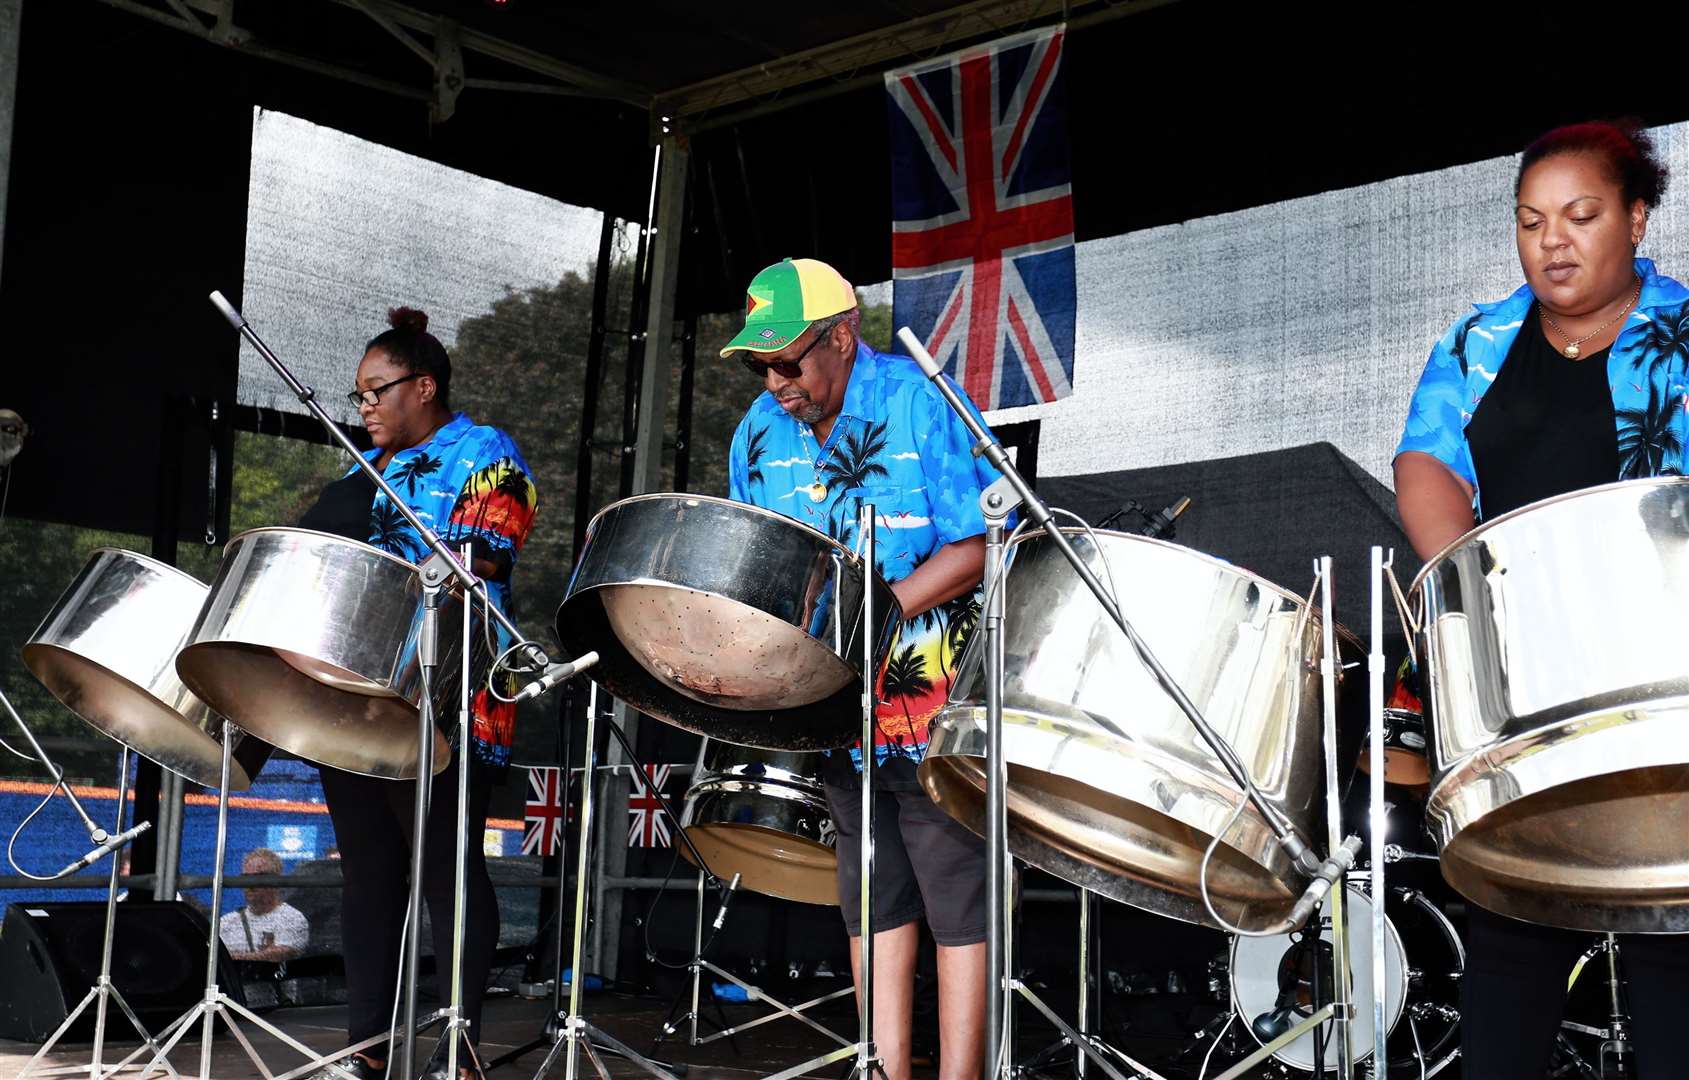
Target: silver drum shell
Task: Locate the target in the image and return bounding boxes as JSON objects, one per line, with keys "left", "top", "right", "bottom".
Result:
{"left": 920, "top": 529, "right": 1345, "bottom": 932}
{"left": 678, "top": 740, "right": 837, "bottom": 906}
{"left": 174, "top": 527, "right": 484, "bottom": 779}
{"left": 24, "top": 548, "right": 250, "bottom": 790}
{"left": 1412, "top": 476, "right": 1689, "bottom": 932}
{"left": 556, "top": 494, "right": 901, "bottom": 751}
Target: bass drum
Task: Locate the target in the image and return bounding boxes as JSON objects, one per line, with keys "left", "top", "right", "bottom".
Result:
{"left": 1229, "top": 884, "right": 1463, "bottom": 1075}
{"left": 679, "top": 741, "right": 837, "bottom": 906}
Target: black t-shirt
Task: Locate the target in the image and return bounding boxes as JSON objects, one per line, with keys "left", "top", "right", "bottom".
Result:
{"left": 1465, "top": 305, "right": 1618, "bottom": 522}
{"left": 297, "top": 467, "right": 377, "bottom": 540}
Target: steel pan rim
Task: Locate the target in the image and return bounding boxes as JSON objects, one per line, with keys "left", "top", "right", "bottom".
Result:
{"left": 225, "top": 525, "right": 422, "bottom": 574}
{"left": 584, "top": 493, "right": 874, "bottom": 576}
{"left": 1406, "top": 475, "right": 1689, "bottom": 597}
{"left": 80, "top": 546, "right": 207, "bottom": 587}
{"left": 1021, "top": 527, "right": 1361, "bottom": 648}
{"left": 22, "top": 641, "right": 252, "bottom": 790}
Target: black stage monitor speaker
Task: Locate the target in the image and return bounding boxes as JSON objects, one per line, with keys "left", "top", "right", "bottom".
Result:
{"left": 0, "top": 900, "right": 244, "bottom": 1042}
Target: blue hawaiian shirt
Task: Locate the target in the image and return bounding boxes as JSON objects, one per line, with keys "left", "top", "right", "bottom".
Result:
{"left": 1396, "top": 258, "right": 1689, "bottom": 519}
{"left": 728, "top": 340, "right": 1000, "bottom": 771}
{"left": 350, "top": 411, "right": 538, "bottom": 766}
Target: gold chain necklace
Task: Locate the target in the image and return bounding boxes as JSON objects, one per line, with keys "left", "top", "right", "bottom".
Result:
{"left": 797, "top": 424, "right": 833, "bottom": 503}
{"left": 1540, "top": 276, "right": 1641, "bottom": 359}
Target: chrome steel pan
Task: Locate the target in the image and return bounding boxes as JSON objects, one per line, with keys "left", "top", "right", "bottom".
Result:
{"left": 679, "top": 740, "right": 837, "bottom": 906}
{"left": 920, "top": 529, "right": 1350, "bottom": 932}
{"left": 1413, "top": 476, "right": 1689, "bottom": 932}
{"left": 23, "top": 549, "right": 251, "bottom": 790}
{"left": 556, "top": 494, "right": 901, "bottom": 750}
{"left": 175, "top": 527, "right": 480, "bottom": 779}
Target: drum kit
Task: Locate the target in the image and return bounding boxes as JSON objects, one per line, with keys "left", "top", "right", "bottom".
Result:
{"left": 5, "top": 299, "right": 1686, "bottom": 1080}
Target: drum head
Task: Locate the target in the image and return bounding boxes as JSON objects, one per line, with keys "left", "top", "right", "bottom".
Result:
{"left": 1230, "top": 885, "right": 1406, "bottom": 1072}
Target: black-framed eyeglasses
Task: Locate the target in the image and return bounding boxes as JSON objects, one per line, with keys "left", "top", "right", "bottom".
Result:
{"left": 739, "top": 326, "right": 832, "bottom": 380}
{"left": 347, "top": 372, "right": 422, "bottom": 408}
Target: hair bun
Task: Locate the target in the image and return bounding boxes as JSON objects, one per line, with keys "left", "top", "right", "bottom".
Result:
{"left": 387, "top": 306, "right": 430, "bottom": 334}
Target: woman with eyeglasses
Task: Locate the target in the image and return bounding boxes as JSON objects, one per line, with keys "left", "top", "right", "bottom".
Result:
{"left": 300, "top": 307, "right": 537, "bottom": 1080}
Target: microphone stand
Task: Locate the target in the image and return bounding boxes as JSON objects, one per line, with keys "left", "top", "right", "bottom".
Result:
{"left": 206, "top": 292, "right": 573, "bottom": 1080}
{"left": 16, "top": 744, "right": 183, "bottom": 1080}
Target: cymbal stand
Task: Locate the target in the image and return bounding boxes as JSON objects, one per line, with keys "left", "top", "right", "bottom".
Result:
{"left": 1211, "top": 554, "right": 1389, "bottom": 1080}
{"left": 137, "top": 719, "right": 360, "bottom": 1080}
{"left": 650, "top": 870, "right": 853, "bottom": 1053}
{"left": 16, "top": 746, "right": 181, "bottom": 1080}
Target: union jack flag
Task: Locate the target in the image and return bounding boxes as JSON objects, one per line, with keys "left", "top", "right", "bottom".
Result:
{"left": 886, "top": 25, "right": 1076, "bottom": 412}
{"left": 627, "top": 763, "right": 673, "bottom": 849}
{"left": 523, "top": 766, "right": 565, "bottom": 856}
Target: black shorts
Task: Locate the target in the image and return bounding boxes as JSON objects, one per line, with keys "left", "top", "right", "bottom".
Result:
{"left": 823, "top": 773, "right": 987, "bottom": 947}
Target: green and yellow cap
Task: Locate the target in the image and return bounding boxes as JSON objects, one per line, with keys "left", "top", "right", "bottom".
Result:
{"left": 720, "top": 258, "right": 857, "bottom": 358}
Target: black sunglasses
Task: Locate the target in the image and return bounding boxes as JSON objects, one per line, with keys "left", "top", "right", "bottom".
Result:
{"left": 347, "top": 372, "right": 423, "bottom": 408}
{"left": 740, "top": 327, "right": 832, "bottom": 380}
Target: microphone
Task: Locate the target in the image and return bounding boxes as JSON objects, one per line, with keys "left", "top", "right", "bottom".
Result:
{"left": 513, "top": 652, "right": 600, "bottom": 704}
{"left": 1147, "top": 496, "right": 1192, "bottom": 539}
{"left": 712, "top": 872, "right": 743, "bottom": 931}
{"left": 56, "top": 821, "right": 151, "bottom": 878}
{"left": 208, "top": 290, "right": 245, "bottom": 329}
{"left": 896, "top": 327, "right": 945, "bottom": 379}
{"left": 1282, "top": 835, "right": 1364, "bottom": 929}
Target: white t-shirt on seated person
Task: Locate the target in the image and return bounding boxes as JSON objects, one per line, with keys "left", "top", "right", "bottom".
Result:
{"left": 218, "top": 903, "right": 309, "bottom": 956}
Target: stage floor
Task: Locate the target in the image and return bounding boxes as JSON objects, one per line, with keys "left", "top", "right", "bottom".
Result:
{"left": 0, "top": 990, "right": 871, "bottom": 1078}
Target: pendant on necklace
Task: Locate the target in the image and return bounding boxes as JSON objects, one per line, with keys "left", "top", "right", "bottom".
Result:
{"left": 808, "top": 482, "right": 828, "bottom": 503}
{"left": 1564, "top": 344, "right": 1580, "bottom": 360}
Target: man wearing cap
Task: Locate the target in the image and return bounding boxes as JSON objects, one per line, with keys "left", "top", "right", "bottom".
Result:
{"left": 725, "top": 258, "right": 996, "bottom": 1080}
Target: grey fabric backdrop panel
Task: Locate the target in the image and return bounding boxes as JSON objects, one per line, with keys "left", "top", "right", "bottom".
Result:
{"left": 237, "top": 109, "right": 604, "bottom": 425}
{"left": 987, "top": 121, "right": 1689, "bottom": 485}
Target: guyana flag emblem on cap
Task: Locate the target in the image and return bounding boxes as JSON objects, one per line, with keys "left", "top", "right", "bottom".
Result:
{"left": 721, "top": 258, "right": 857, "bottom": 358}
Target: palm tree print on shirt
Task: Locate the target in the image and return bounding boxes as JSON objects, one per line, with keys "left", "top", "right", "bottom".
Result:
{"left": 449, "top": 457, "right": 538, "bottom": 538}
{"left": 880, "top": 642, "right": 934, "bottom": 752}
{"left": 391, "top": 451, "right": 442, "bottom": 496}
{"left": 745, "top": 425, "right": 770, "bottom": 494}
{"left": 371, "top": 499, "right": 425, "bottom": 561}
{"left": 819, "top": 421, "right": 891, "bottom": 545}
{"left": 1618, "top": 380, "right": 1685, "bottom": 478}
{"left": 1638, "top": 301, "right": 1689, "bottom": 380}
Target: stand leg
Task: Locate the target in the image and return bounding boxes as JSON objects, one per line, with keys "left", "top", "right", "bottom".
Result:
{"left": 563, "top": 684, "right": 601, "bottom": 1080}
{"left": 446, "top": 543, "right": 475, "bottom": 1080}
{"left": 855, "top": 501, "right": 881, "bottom": 1080}
{"left": 981, "top": 486, "right": 1010, "bottom": 1080}
{"left": 401, "top": 578, "right": 445, "bottom": 1080}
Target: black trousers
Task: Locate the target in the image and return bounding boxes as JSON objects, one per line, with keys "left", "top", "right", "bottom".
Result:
{"left": 319, "top": 756, "right": 500, "bottom": 1049}
{"left": 1461, "top": 905, "right": 1689, "bottom": 1078}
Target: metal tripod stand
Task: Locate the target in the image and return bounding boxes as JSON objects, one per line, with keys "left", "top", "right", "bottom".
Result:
{"left": 17, "top": 747, "right": 182, "bottom": 1080}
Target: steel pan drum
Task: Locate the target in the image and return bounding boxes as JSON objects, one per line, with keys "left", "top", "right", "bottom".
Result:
{"left": 920, "top": 529, "right": 1349, "bottom": 932}
{"left": 556, "top": 495, "right": 901, "bottom": 751}
{"left": 679, "top": 741, "right": 837, "bottom": 906}
{"left": 1413, "top": 477, "right": 1689, "bottom": 932}
{"left": 23, "top": 549, "right": 251, "bottom": 790}
{"left": 174, "top": 527, "right": 482, "bottom": 780}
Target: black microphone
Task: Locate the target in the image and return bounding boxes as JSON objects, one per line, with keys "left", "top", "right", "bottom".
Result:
{"left": 56, "top": 821, "right": 151, "bottom": 878}
{"left": 513, "top": 651, "right": 600, "bottom": 704}
{"left": 1146, "top": 496, "right": 1192, "bottom": 539}
{"left": 712, "top": 872, "right": 743, "bottom": 931}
